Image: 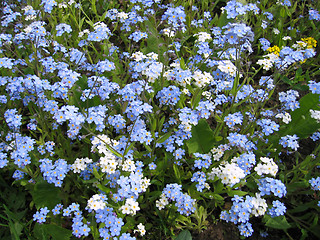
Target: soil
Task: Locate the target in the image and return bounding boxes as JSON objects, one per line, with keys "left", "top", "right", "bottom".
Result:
{"left": 193, "top": 222, "right": 240, "bottom": 240}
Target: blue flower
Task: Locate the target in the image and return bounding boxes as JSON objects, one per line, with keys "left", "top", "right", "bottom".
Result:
{"left": 87, "top": 23, "right": 111, "bottom": 42}
{"left": 279, "top": 90, "right": 299, "bottom": 111}
{"left": 4, "top": 109, "right": 22, "bottom": 129}
{"left": 227, "top": 132, "right": 255, "bottom": 151}
{"left": 162, "top": 6, "right": 186, "bottom": 31}
{"left": 12, "top": 170, "right": 26, "bottom": 180}
{"left": 0, "top": 152, "right": 8, "bottom": 168}
{"left": 279, "top": 134, "right": 299, "bottom": 151}
{"left": 308, "top": 81, "right": 320, "bottom": 94}
{"left": 258, "top": 177, "right": 287, "bottom": 197}
{"left": 309, "top": 9, "right": 320, "bottom": 21}
{"left": 148, "top": 162, "right": 157, "bottom": 170}
{"left": 156, "top": 86, "right": 181, "bottom": 106}
{"left": 268, "top": 200, "right": 286, "bottom": 217}
{"left": 191, "top": 171, "right": 207, "bottom": 192}
{"left": 33, "top": 207, "right": 49, "bottom": 224}
{"left": 0, "top": 57, "right": 15, "bottom": 69}
{"left": 41, "top": 0, "right": 57, "bottom": 13}
{"left": 39, "top": 158, "right": 70, "bottom": 187}
{"left": 128, "top": 31, "right": 148, "bottom": 42}
{"left": 52, "top": 203, "right": 63, "bottom": 215}
{"left": 224, "top": 112, "right": 243, "bottom": 128}
{"left": 236, "top": 152, "right": 256, "bottom": 175}
{"left": 56, "top": 23, "right": 72, "bottom": 36}
{"left": 309, "top": 177, "right": 320, "bottom": 191}
{"left": 281, "top": 0, "right": 292, "bottom": 7}
{"left": 238, "top": 222, "right": 254, "bottom": 237}
{"left": 257, "top": 119, "right": 279, "bottom": 136}
{"left": 259, "top": 38, "right": 271, "bottom": 51}
{"left": 95, "top": 59, "right": 115, "bottom": 73}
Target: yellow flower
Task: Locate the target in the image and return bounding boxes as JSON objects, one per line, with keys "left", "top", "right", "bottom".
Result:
{"left": 267, "top": 45, "right": 280, "bottom": 56}
{"left": 301, "top": 37, "right": 317, "bottom": 48}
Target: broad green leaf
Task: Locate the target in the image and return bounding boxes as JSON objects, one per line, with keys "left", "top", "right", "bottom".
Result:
{"left": 264, "top": 215, "right": 291, "bottom": 230}
{"left": 281, "top": 93, "right": 320, "bottom": 138}
{"left": 186, "top": 119, "right": 215, "bottom": 154}
{"left": 34, "top": 224, "right": 72, "bottom": 240}
{"left": 176, "top": 229, "right": 192, "bottom": 240}
{"left": 32, "top": 181, "right": 61, "bottom": 209}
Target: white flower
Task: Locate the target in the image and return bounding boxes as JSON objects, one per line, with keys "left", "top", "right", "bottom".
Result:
{"left": 209, "top": 163, "right": 245, "bottom": 186}
{"left": 273, "top": 28, "right": 280, "bottom": 35}
{"left": 131, "top": 51, "right": 145, "bottom": 61}
{"left": 282, "top": 36, "right": 292, "bottom": 41}
{"left": 22, "top": 5, "right": 33, "bottom": 11}
{"left": 146, "top": 52, "right": 158, "bottom": 60}
{"left": 122, "top": 159, "right": 136, "bottom": 172}
{"left": 182, "top": 88, "right": 190, "bottom": 95}
{"left": 194, "top": 32, "right": 212, "bottom": 42}
{"left": 87, "top": 194, "right": 106, "bottom": 211}
{"left": 134, "top": 223, "right": 146, "bottom": 236}
{"left": 156, "top": 193, "right": 169, "bottom": 210}
{"left": 78, "top": 29, "right": 89, "bottom": 38}
{"left": 254, "top": 157, "right": 278, "bottom": 176}
{"left": 310, "top": 109, "right": 320, "bottom": 123}
{"left": 210, "top": 145, "right": 226, "bottom": 161}
{"left": 276, "top": 112, "right": 291, "bottom": 124}
{"left": 251, "top": 193, "right": 267, "bottom": 217}
{"left": 257, "top": 53, "right": 279, "bottom": 71}
{"left": 72, "top": 157, "right": 92, "bottom": 173}
{"left": 120, "top": 198, "right": 140, "bottom": 215}
{"left": 140, "top": 177, "right": 151, "bottom": 191}
{"left": 93, "top": 22, "right": 108, "bottom": 30}
{"left": 162, "top": 28, "right": 176, "bottom": 37}
{"left": 218, "top": 60, "right": 237, "bottom": 77}
{"left": 117, "top": 12, "right": 128, "bottom": 20}
{"left": 192, "top": 71, "right": 213, "bottom": 88}
{"left": 58, "top": 3, "right": 68, "bottom": 8}
{"left": 100, "top": 151, "right": 118, "bottom": 174}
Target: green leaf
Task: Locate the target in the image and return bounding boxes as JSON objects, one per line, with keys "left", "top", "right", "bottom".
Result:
{"left": 3, "top": 205, "right": 26, "bottom": 222}
{"left": 175, "top": 229, "right": 192, "bottom": 240}
{"left": 186, "top": 119, "right": 215, "bottom": 154}
{"left": 97, "top": 184, "right": 111, "bottom": 194}
{"left": 180, "top": 58, "right": 187, "bottom": 70}
{"left": 34, "top": 224, "right": 72, "bottom": 240}
{"left": 156, "top": 131, "right": 172, "bottom": 144}
{"left": 190, "top": 88, "right": 202, "bottom": 109}
{"left": 32, "top": 181, "right": 61, "bottom": 209}
{"left": 227, "top": 190, "right": 248, "bottom": 197}
{"left": 173, "top": 164, "right": 181, "bottom": 184}
{"left": 92, "top": 167, "right": 102, "bottom": 180}
{"left": 143, "top": 19, "right": 166, "bottom": 60}
{"left": 309, "top": 224, "right": 320, "bottom": 238}
{"left": 264, "top": 215, "right": 291, "bottom": 230}
{"left": 281, "top": 93, "right": 320, "bottom": 138}
{"left": 8, "top": 221, "right": 22, "bottom": 240}
{"left": 203, "top": 193, "right": 224, "bottom": 201}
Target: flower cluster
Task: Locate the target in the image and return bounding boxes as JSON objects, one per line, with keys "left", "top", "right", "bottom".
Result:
{"left": 39, "top": 158, "right": 70, "bottom": 187}
{"left": 0, "top": 0, "right": 319, "bottom": 239}
{"left": 157, "top": 183, "right": 196, "bottom": 216}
